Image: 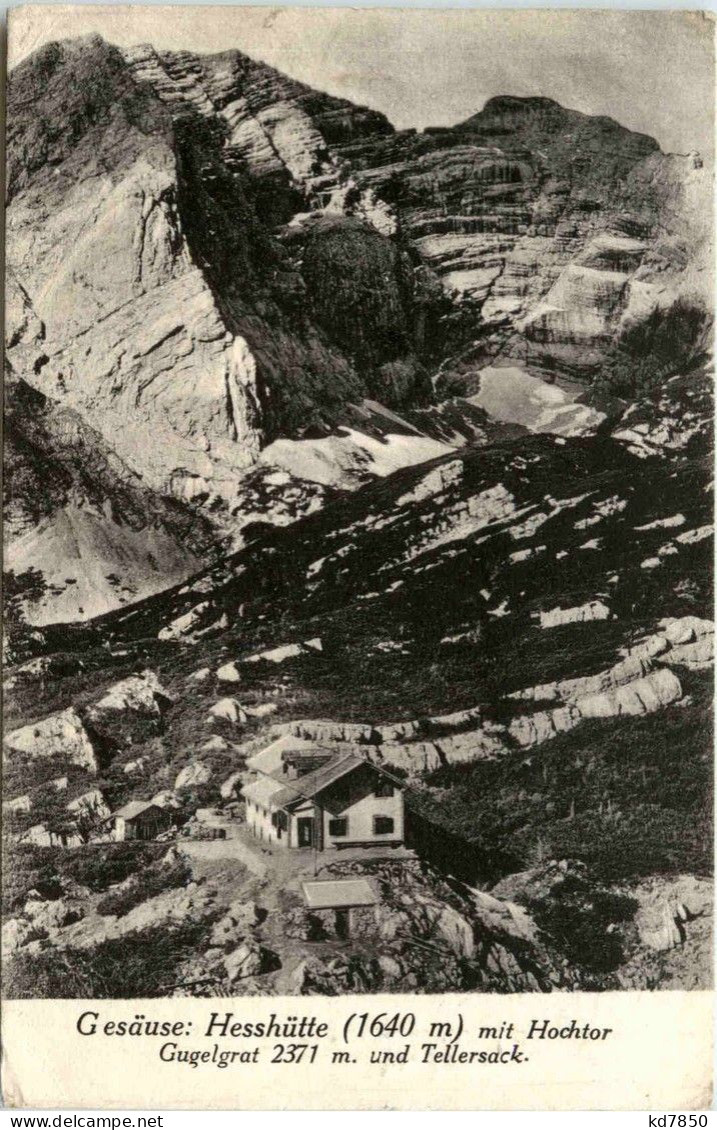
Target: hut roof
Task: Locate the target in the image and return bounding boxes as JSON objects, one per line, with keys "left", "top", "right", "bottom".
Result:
{"left": 302, "top": 878, "right": 378, "bottom": 910}
{"left": 113, "top": 800, "right": 162, "bottom": 820}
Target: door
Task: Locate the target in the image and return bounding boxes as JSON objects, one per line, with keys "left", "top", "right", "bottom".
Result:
{"left": 297, "top": 817, "right": 314, "bottom": 848}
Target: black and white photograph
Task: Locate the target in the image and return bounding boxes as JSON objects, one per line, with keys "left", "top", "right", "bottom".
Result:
{"left": 2, "top": 4, "right": 714, "bottom": 1008}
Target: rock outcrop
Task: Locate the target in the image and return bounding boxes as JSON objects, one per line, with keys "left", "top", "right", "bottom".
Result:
{"left": 66, "top": 789, "right": 111, "bottom": 822}
{"left": 207, "top": 698, "right": 247, "bottom": 725}
{"left": 2, "top": 794, "right": 31, "bottom": 815}
{"left": 223, "top": 941, "right": 279, "bottom": 982}
{"left": 210, "top": 900, "right": 262, "bottom": 949}
{"left": 264, "top": 607, "right": 705, "bottom": 775}
{"left": 264, "top": 660, "right": 685, "bottom": 777}
{"left": 174, "top": 762, "right": 212, "bottom": 790}
{"left": 86, "top": 671, "right": 174, "bottom": 721}
{"left": 243, "top": 638, "right": 323, "bottom": 664}
{"left": 3, "top": 669, "right": 175, "bottom": 779}
{"left": 216, "top": 661, "right": 241, "bottom": 684}
{"left": 5, "top": 34, "right": 437, "bottom": 561}
{"left": 4, "top": 707, "right": 98, "bottom": 772}
{"left": 539, "top": 600, "right": 611, "bottom": 629}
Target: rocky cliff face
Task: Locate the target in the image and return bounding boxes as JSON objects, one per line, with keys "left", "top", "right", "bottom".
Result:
{"left": 117, "top": 48, "right": 712, "bottom": 386}
{"left": 340, "top": 96, "right": 711, "bottom": 384}
{"left": 6, "top": 37, "right": 265, "bottom": 499}
{"left": 4, "top": 375, "right": 220, "bottom": 628}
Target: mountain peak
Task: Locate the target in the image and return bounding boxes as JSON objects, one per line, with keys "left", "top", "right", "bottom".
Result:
{"left": 482, "top": 94, "right": 564, "bottom": 114}
{"left": 458, "top": 91, "right": 660, "bottom": 155}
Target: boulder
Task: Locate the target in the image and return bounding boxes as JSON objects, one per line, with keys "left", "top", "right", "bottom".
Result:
{"left": 208, "top": 698, "right": 247, "bottom": 725}
{"left": 2, "top": 918, "right": 43, "bottom": 957}
{"left": 158, "top": 603, "right": 210, "bottom": 641}
{"left": 377, "top": 954, "right": 404, "bottom": 983}
{"left": 57, "top": 883, "right": 218, "bottom": 950}
{"left": 123, "top": 757, "right": 146, "bottom": 775}
{"left": 18, "top": 823, "right": 83, "bottom": 848}
{"left": 223, "top": 940, "right": 279, "bottom": 982}
{"left": 289, "top": 952, "right": 380, "bottom": 995}
{"left": 187, "top": 667, "right": 211, "bottom": 683}
{"left": 245, "top": 702, "right": 279, "bottom": 719}
{"left": 86, "top": 670, "right": 174, "bottom": 721}
{"left": 210, "top": 901, "right": 262, "bottom": 948}
{"left": 220, "top": 771, "right": 245, "bottom": 800}
{"left": 174, "top": 762, "right": 212, "bottom": 790}
{"left": 24, "top": 897, "right": 84, "bottom": 933}
{"left": 202, "top": 736, "right": 234, "bottom": 752}
{"left": 151, "top": 790, "right": 181, "bottom": 809}
{"left": 3, "top": 794, "right": 31, "bottom": 814}
{"left": 4, "top": 707, "right": 97, "bottom": 771}
{"left": 435, "top": 905, "right": 476, "bottom": 958}
{"left": 66, "top": 789, "right": 111, "bottom": 821}
{"left": 216, "top": 662, "right": 241, "bottom": 684}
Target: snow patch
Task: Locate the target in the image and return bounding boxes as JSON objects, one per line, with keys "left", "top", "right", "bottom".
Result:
{"left": 259, "top": 429, "right": 454, "bottom": 490}
{"left": 469, "top": 366, "right": 605, "bottom": 436}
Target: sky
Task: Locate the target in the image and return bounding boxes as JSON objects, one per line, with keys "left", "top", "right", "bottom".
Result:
{"left": 8, "top": 5, "right": 716, "bottom": 158}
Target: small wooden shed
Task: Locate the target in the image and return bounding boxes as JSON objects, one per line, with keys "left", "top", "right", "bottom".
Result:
{"left": 301, "top": 878, "right": 379, "bottom": 938}
{"left": 111, "top": 800, "right": 171, "bottom": 842}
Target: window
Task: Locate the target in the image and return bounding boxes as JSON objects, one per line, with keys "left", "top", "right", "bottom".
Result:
{"left": 328, "top": 817, "right": 348, "bottom": 837}
{"left": 373, "top": 816, "right": 394, "bottom": 835}
{"left": 374, "top": 778, "right": 394, "bottom": 798}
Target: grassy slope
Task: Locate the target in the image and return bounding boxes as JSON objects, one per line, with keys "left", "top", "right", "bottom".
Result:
{"left": 4, "top": 392, "right": 713, "bottom": 894}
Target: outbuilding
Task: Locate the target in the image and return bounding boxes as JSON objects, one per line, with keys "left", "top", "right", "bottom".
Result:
{"left": 302, "top": 878, "right": 379, "bottom": 938}
{"left": 109, "top": 800, "right": 172, "bottom": 842}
